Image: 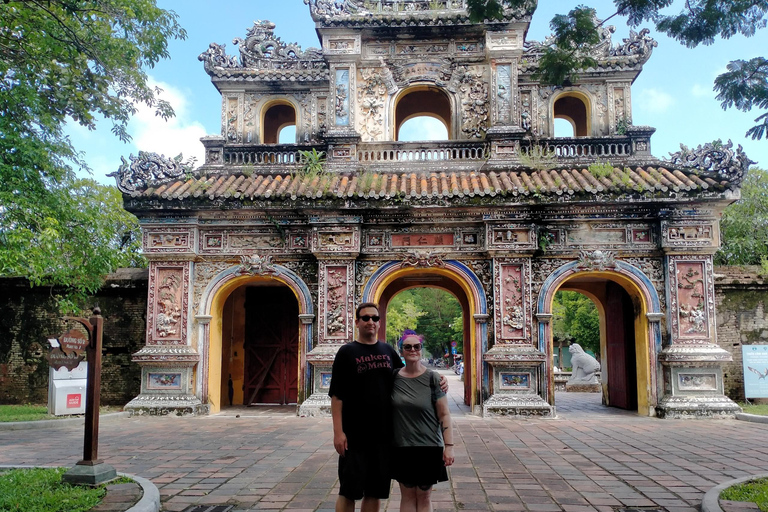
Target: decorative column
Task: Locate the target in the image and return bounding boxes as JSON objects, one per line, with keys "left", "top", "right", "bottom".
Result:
{"left": 657, "top": 251, "right": 740, "bottom": 418}
{"left": 483, "top": 257, "right": 553, "bottom": 417}
{"left": 126, "top": 260, "right": 203, "bottom": 415}
{"left": 299, "top": 222, "right": 361, "bottom": 417}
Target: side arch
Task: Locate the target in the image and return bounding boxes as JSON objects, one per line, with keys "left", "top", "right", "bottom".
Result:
{"left": 362, "top": 261, "right": 488, "bottom": 411}
{"left": 536, "top": 260, "right": 662, "bottom": 416}
{"left": 195, "top": 264, "right": 314, "bottom": 413}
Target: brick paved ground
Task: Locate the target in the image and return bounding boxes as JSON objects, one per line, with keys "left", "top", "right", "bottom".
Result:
{"left": 0, "top": 370, "right": 766, "bottom": 512}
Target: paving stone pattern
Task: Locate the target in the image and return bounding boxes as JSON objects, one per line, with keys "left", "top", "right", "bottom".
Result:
{"left": 0, "top": 372, "right": 766, "bottom": 512}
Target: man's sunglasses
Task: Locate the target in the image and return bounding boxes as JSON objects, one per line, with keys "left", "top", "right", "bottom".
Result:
{"left": 358, "top": 315, "right": 380, "bottom": 322}
{"left": 402, "top": 343, "right": 422, "bottom": 351}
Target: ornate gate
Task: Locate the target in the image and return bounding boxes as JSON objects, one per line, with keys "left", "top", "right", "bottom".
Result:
{"left": 244, "top": 287, "right": 299, "bottom": 405}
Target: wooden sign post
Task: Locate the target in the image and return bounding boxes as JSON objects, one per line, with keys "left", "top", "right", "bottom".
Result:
{"left": 61, "top": 307, "right": 117, "bottom": 485}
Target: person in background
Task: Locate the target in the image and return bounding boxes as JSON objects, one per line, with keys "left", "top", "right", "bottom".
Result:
{"left": 390, "top": 329, "right": 454, "bottom": 512}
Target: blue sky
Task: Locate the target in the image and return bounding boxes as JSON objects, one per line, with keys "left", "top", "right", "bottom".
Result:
{"left": 69, "top": 0, "right": 768, "bottom": 185}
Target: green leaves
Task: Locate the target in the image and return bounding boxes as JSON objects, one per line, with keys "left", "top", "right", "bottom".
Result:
{"left": 533, "top": 7, "right": 600, "bottom": 85}
{"left": 0, "top": 0, "right": 182, "bottom": 304}
{"left": 716, "top": 168, "right": 768, "bottom": 265}
{"left": 552, "top": 291, "right": 600, "bottom": 358}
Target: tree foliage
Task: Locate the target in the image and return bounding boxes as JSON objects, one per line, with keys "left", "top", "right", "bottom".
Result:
{"left": 0, "top": 0, "right": 185, "bottom": 301}
{"left": 552, "top": 291, "right": 600, "bottom": 358}
{"left": 386, "top": 288, "right": 463, "bottom": 358}
{"left": 716, "top": 168, "right": 768, "bottom": 266}
{"left": 468, "top": 0, "right": 768, "bottom": 141}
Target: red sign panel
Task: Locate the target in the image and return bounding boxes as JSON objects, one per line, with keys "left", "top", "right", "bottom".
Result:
{"left": 66, "top": 394, "right": 82, "bottom": 408}
{"left": 392, "top": 233, "right": 454, "bottom": 247}
{"left": 59, "top": 330, "right": 89, "bottom": 353}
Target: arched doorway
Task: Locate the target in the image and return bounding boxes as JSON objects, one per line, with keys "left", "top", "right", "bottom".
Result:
{"left": 553, "top": 92, "right": 590, "bottom": 137}
{"left": 538, "top": 260, "right": 662, "bottom": 416}
{"left": 362, "top": 261, "right": 488, "bottom": 412}
{"left": 197, "top": 262, "right": 314, "bottom": 413}
{"left": 221, "top": 284, "right": 299, "bottom": 406}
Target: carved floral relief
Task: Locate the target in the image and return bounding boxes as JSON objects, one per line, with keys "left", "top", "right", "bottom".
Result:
{"left": 226, "top": 96, "right": 240, "bottom": 142}
{"left": 320, "top": 262, "right": 353, "bottom": 342}
{"left": 495, "top": 64, "right": 512, "bottom": 125}
{"left": 668, "top": 257, "right": 715, "bottom": 343}
{"left": 148, "top": 263, "right": 190, "bottom": 345}
{"left": 459, "top": 66, "right": 489, "bottom": 138}
{"left": 357, "top": 67, "right": 387, "bottom": 141}
{"left": 494, "top": 259, "right": 532, "bottom": 343}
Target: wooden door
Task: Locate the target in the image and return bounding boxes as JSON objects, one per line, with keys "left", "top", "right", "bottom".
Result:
{"left": 605, "top": 282, "right": 637, "bottom": 410}
{"left": 244, "top": 287, "right": 299, "bottom": 405}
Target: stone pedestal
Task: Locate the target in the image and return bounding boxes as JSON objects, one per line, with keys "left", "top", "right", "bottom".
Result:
{"left": 566, "top": 382, "right": 601, "bottom": 393}
{"left": 298, "top": 344, "right": 340, "bottom": 417}
{"left": 483, "top": 345, "right": 554, "bottom": 417}
{"left": 124, "top": 346, "right": 204, "bottom": 416}
{"left": 656, "top": 345, "right": 741, "bottom": 418}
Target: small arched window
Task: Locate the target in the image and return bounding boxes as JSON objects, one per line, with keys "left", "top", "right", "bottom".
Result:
{"left": 263, "top": 103, "right": 296, "bottom": 144}
{"left": 554, "top": 94, "right": 589, "bottom": 137}
{"left": 394, "top": 86, "right": 451, "bottom": 141}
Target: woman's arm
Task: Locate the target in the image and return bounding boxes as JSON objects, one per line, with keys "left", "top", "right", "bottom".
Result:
{"left": 435, "top": 396, "right": 454, "bottom": 466}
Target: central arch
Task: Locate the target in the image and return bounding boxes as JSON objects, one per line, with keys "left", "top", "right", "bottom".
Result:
{"left": 196, "top": 264, "right": 314, "bottom": 413}
{"left": 537, "top": 260, "right": 662, "bottom": 416}
{"left": 362, "top": 261, "right": 488, "bottom": 412}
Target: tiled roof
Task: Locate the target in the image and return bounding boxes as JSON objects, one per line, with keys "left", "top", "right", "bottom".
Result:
{"left": 128, "top": 166, "right": 730, "bottom": 204}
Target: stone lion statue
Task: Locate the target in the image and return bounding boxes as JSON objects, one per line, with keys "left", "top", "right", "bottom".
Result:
{"left": 567, "top": 343, "right": 600, "bottom": 385}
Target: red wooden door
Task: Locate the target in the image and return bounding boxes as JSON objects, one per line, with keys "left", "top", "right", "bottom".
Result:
{"left": 605, "top": 282, "right": 637, "bottom": 410}
{"left": 244, "top": 287, "right": 299, "bottom": 405}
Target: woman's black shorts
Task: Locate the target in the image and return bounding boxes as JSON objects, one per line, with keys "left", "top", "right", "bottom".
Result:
{"left": 390, "top": 446, "right": 448, "bottom": 488}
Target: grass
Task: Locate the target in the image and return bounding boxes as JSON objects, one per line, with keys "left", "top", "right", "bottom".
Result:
{"left": 739, "top": 403, "right": 768, "bottom": 416}
{"left": 0, "top": 467, "right": 106, "bottom": 512}
{"left": 0, "top": 405, "right": 123, "bottom": 423}
{"left": 721, "top": 477, "right": 768, "bottom": 511}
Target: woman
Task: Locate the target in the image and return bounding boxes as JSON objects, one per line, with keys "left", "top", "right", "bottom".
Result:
{"left": 391, "top": 330, "right": 455, "bottom": 512}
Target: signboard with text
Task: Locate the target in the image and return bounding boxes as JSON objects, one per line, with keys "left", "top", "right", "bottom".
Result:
{"left": 742, "top": 345, "right": 768, "bottom": 398}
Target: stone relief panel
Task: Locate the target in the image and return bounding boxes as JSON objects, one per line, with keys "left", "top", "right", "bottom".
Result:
{"left": 486, "top": 224, "right": 536, "bottom": 251}
{"left": 317, "top": 95, "right": 328, "bottom": 134}
{"left": 668, "top": 256, "right": 715, "bottom": 344}
{"left": 661, "top": 221, "right": 717, "bottom": 249}
{"left": 224, "top": 95, "right": 241, "bottom": 143}
{"left": 198, "top": 229, "right": 288, "bottom": 254}
{"left": 563, "top": 223, "right": 656, "bottom": 249}
{"left": 144, "top": 229, "right": 194, "bottom": 253}
{"left": 334, "top": 67, "right": 351, "bottom": 127}
{"left": 357, "top": 66, "right": 388, "bottom": 141}
{"left": 486, "top": 31, "right": 522, "bottom": 51}
{"left": 361, "top": 228, "right": 482, "bottom": 253}
{"left": 494, "top": 63, "right": 513, "bottom": 125}
{"left": 459, "top": 66, "right": 489, "bottom": 139}
{"left": 312, "top": 227, "right": 360, "bottom": 254}
{"left": 582, "top": 84, "right": 608, "bottom": 135}
{"left": 678, "top": 372, "right": 718, "bottom": 392}
{"left": 243, "top": 93, "right": 263, "bottom": 143}
{"left": 147, "top": 262, "right": 190, "bottom": 346}
{"left": 319, "top": 261, "right": 354, "bottom": 343}
{"left": 519, "top": 89, "right": 533, "bottom": 132}
{"left": 324, "top": 35, "right": 361, "bottom": 55}
{"left": 494, "top": 259, "right": 532, "bottom": 345}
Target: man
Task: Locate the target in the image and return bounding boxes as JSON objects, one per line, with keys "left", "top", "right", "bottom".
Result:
{"left": 329, "top": 302, "right": 448, "bottom": 512}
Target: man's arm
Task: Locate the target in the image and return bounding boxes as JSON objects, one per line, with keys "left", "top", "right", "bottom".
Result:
{"left": 331, "top": 395, "right": 347, "bottom": 455}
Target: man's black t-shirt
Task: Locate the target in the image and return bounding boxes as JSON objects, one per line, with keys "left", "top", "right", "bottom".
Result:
{"left": 328, "top": 340, "right": 404, "bottom": 448}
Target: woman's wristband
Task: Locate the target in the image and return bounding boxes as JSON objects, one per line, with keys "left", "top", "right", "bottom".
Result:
{"left": 444, "top": 443, "right": 454, "bottom": 446}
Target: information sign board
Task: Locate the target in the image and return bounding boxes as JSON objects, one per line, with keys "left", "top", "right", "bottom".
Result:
{"left": 742, "top": 344, "right": 768, "bottom": 398}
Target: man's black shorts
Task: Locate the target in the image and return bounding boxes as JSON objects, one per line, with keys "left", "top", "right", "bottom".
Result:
{"left": 338, "top": 445, "right": 392, "bottom": 500}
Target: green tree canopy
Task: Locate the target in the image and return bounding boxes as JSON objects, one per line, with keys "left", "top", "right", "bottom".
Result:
{"left": 552, "top": 291, "right": 600, "bottom": 358}
{"left": 0, "top": 1, "right": 186, "bottom": 302}
{"left": 468, "top": 0, "right": 768, "bottom": 141}
{"left": 717, "top": 168, "right": 768, "bottom": 266}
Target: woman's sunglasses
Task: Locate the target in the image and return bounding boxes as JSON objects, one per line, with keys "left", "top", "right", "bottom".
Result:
{"left": 358, "top": 315, "right": 380, "bottom": 322}
{"left": 402, "top": 343, "right": 422, "bottom": 351}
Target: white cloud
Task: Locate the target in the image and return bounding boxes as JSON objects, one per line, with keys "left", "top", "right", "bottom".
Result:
{"left": 129, "top": 78, "right": 207, "bottom": 167}
{"left": 691, "top": 84, "right": 712, "bottom": 98}
{"left": 634, "top": 88, "right": 675, "bottom": 114}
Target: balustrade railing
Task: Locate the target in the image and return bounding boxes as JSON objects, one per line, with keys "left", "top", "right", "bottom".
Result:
{"left": 224, "top": 145, "right": 313, "bottom": 166}
{"left": 357, "top": 142, "right": 488, "bottom": 163}
{"left": 521, "top": 137, "right": 632, "bottom": 159}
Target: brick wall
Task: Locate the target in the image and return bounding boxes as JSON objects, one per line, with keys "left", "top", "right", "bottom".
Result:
{"left": 715, "top": 266, "right": 768, "bottom": 402}
{"left": 0, "top": 269, "right": 148, "bottom": 405}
